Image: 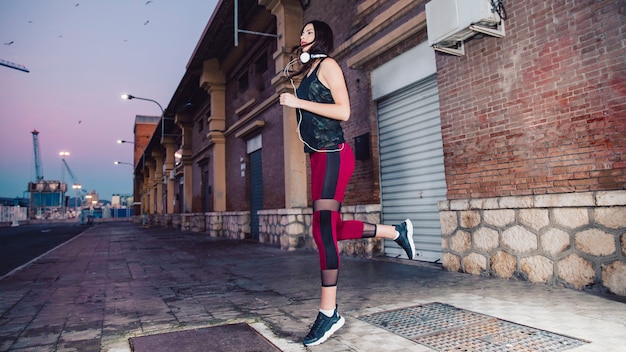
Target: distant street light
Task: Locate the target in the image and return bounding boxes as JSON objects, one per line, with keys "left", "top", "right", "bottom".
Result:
{"left": 117, "top": 139, "right": 135, "bottom": 144}
{"left": 114, "top": 161, "right": 134, "bottom": 166}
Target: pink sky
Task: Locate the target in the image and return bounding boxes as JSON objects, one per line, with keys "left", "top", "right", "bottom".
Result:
{"left": 0, "top": 0, "right": 217, "bottom": 200}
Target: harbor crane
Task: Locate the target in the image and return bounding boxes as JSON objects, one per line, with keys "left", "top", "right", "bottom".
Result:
{"left": 61, "top": 158, "right": 87, "bottom": 204}
{"left": 28, "top": 130, "right": 64, "bottom": 219}
{"left": 31, "top": 130, "right": 44, "bottom": 181}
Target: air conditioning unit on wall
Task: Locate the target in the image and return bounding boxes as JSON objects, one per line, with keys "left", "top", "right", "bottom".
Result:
{"left": 426, "top": 0, "right": 505, "bottom": 56}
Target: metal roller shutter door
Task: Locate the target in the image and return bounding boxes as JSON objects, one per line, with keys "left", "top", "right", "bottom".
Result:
{"left": 249, "top": 149, "right": 263, "bottom": 240}
{"left": 377, "top": 75, "right": 446, "bottom": 262}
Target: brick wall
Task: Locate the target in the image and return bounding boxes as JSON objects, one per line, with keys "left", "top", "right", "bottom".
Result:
{"left": 225, "top": 131, "right": 248, "bottom": 211}
{"left": 261, "top": 104, "right": 287, "bottom": 209}
{"left": 133, "top": 118, "right": 158, "bottom": 167}
{"left": 223, "top": 90, "right": 286, "bottom": 212}
{"left": 436, "top": 0, "right": 626, "bottom": 200}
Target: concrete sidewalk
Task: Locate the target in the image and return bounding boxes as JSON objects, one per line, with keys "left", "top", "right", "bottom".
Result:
{"left": 0, "top": 222, "right": 624, "bottom": 351}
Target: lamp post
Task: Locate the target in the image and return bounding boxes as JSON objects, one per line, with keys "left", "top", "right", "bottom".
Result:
{"left": 72, "top": 184, "right": 81, "bottom": 216}
{"left": 35, "top": 182, "right": 44, "bottom": 219}
{"left": 114, "top": 161, "right": 134, "bottom": 219}
{"left": 121, "top": 93, "right": 176, "bottom": 144}
{"left": 116, "top": 135, "right": 136, "bottom": 218}
{"left": 59, "top": 151, "right": 70, "bottom": 219}
{"left": 121, "top": 93, "right": 167, "bottom": 227}
{"left": 116, "top": 141, "right": 136, "bottom": 216}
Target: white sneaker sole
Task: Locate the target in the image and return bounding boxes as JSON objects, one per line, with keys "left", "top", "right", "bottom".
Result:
{"left": 405, "top": 219, "right": 416, "bottom": 260}
{"left": 304, "top": 316, "right": 345, "bottom": 346}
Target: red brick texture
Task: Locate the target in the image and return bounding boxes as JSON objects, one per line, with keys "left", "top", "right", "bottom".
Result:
{"left": 134, "top": 122, "right": 158, "bottom": 168}
{"left": 437, "top": 0, "right": 626, "bottom": 199}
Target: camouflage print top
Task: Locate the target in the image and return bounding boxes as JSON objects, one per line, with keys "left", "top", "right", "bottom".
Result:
{"left": 296, "top": 59, "right": 345, "bottom": 153}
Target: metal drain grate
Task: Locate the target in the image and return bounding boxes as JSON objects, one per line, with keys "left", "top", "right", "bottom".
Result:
{"left": 358, "top": 303, "right": 589, "bottom": 351}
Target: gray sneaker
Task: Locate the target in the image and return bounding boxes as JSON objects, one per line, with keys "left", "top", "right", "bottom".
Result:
{"left": 394, "top": 219, "right": 415, "bottom": 259}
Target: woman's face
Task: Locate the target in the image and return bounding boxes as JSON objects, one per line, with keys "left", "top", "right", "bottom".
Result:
{"left": 300, "top": 23, "right": 315, "bottom": 52}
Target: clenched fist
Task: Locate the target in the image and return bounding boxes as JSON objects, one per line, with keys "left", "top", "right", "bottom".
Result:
{"left": 280, "top": 93, "right": 300, "bottom": 109}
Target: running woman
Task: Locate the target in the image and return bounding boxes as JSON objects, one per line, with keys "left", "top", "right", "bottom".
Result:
{"left": 280, "top": 20, "right": 416, "bottom": 346}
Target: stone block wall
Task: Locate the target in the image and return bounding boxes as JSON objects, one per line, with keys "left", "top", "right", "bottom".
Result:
{"left": 145, "top": 205, "right": 382, "bottom": 256}
{"left": 206, "top": 211, "right": 250, "bottom": 240}
{"left": 439, "top": 191, "right": 626, "bottom": 297}
{"left": 258, "top": 204, "right": 383, "bottom": 256}
{"left": 181, "top": 214, "right": 205, "bottom": 232}
{"left": 148, "top": 212, "right": 249, "bottom": 240}
{"left": 171, "top": 214, "right": 182, "bottom": 229}
{"left": 258, "top": 208, "right": 309, "bottom": 250}
{"left": 136, "top": 214, "right": 181, "bottom": 228}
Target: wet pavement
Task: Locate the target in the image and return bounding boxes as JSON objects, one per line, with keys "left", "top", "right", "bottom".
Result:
{"left": 0, "top": 222, "right": 624, "bottom": 351}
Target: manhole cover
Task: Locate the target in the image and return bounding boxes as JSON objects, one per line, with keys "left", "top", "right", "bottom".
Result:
{"left": 358, "top": 302, "right": 589, "bottom": 351}
{"left": 129, "top": 323, "right": 281, "bottom": 352}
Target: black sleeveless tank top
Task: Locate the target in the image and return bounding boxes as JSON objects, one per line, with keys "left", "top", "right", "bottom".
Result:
{"left": 295, "top": 60, "right": 345, "bottom": 153}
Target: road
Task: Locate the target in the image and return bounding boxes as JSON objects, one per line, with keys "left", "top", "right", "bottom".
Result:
{"left": 0, "top": 223, "right": 89, "bottom": 277}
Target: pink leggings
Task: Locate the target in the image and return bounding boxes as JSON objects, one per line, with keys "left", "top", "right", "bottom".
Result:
{"left": 310, "top": 144, "right": 375, "bottom": 287}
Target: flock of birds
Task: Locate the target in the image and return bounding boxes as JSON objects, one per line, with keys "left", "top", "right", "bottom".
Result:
{"left": 3, "top": 1, "right": 157, "bottom": 47}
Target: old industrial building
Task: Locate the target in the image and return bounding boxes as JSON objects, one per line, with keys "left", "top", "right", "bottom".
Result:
{"left": 129, "top": 0, "right": 626, "bottom": 297}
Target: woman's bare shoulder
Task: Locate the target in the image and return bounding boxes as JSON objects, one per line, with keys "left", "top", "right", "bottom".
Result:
{"left": 318, "top": 57, "right": 344, "bottom": 78}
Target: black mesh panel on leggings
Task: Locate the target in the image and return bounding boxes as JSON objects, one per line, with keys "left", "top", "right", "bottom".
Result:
{"left": 313, "top": 199, "right": 341, "bottom": 212}
{"left": 362, "top": 223, "right": 376, "bottom": 238}
{"left": 321, "top": 269, "right": 338, "bottom": 287}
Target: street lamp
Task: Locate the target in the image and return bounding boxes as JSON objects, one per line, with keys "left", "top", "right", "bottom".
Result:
{"left": 72, "top": 184, "right": 81, "bottom": 215}
{"left": 117, "top": 139, "right": 135, "bottom": 145}
{"left": 122, "top": 93, "right": 169, "bottom": 227}
{"left": 121, "top": 94, "right": 164, "bottom": 113}
{"left": 121, "top": 93, "right": 165, "bottom": 137}
{"left": 114, "top": 161, "right": 134, "bottom": 166}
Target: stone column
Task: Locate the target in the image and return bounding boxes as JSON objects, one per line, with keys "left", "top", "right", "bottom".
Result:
{"left": 260, "top": 0, "right": 307, "bottom": 208}
{"left": 209, "top": 131, "right": 226, "bottom": 211}
{"left": 151, "top": 149, "right": 164, "bottom": 214}
{"left": 144, "top": 159, "right": 155, "bottom": 214}
{"left": 162, "top": 136, "right": 177, "bottom": 214}
{"left": 141, "top": 166, "right": 149, "bottom": 215}
{"left": 176, "top": 113, "right": 193, "bottom": 213}
{"left": 200, "top": 58, "right": 227, "bottom": 211}
{"left": 183, "top": 159, "right": 193, "bottom": 213}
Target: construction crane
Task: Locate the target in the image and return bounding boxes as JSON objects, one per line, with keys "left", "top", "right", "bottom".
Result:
{"left": 28, "top": 130, "right": 64, "bottom": 219}
{"left": 62, "top": 158, "right": 87, "bottom": 200}
{"left": 0, "top": 58, "right": 30, "bottom": 73}
{"left": 31, "top": 130, "right": 44, "bottom": 181}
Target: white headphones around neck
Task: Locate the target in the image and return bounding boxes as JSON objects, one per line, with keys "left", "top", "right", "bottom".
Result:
{"left": 300, "top": 52, "right": 327, "bottom": 64}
